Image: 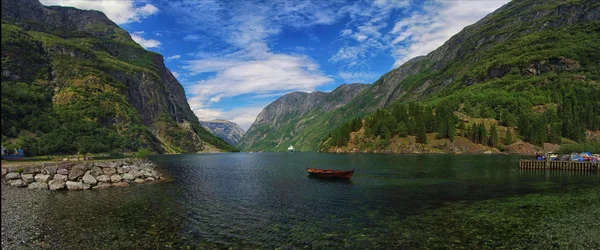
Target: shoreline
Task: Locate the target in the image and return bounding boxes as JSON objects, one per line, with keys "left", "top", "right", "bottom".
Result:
{"left": 1, "top": 158, "right": 163, "bottom": 190}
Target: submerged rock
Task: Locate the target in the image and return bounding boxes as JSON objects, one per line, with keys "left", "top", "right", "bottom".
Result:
{"left": 92, "top": 182, "right": 112, "bottom": 189}
{"left": 112, "top": 182, "right": 129, "bottom": 187}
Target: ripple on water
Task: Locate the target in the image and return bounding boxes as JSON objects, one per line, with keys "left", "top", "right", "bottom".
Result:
{"left": 2, "top": 153, "right": 599, "bottom": 249}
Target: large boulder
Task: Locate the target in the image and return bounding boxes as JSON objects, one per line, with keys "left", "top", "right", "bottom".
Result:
{"left": 145, "top": 177, "right": 155, "bottom": 182}
{"left": 102, "top": 167, "right": 117, "bottom": 176}
{"left": 134, "top": 178, "right": 145, "bottom": 184}
{"left": 82, "top": 172, "right": 97, "bottom": 185}
{"left": 140, "top": 170, "right": 153, "bottom": 178}
{"left": 34, "top": 174, "right": 52, "bottom": 183}
{"left": 2, "top": 168, "right": 8, "bottom": 176}
{"left": 57, "top": 168, "right": 68, "bottom": 175}
{"left": 130, "top": 170, "right": 144, "bottom": 178}
{"left": 121, "top": 173, "right": 134, "bottom": 182}
{"left": 66, "top": 181, "right": 84, "bottom": 190}
{"left": 21, "top": 174, "right": 35, "bottom": 183}
{"left": 90, "top": 166, "right": 104, "bottom": 177}
{"left": 9, "top": 179, "right": 26, "bottom": 187}
{"left": 21, "top": 165, "right": 42, "bottom": 174}
{"left": 117, "top": 166, "right": 130, "bottom": 174}
{"left": 68, "top": 164, "right": 87, "bottom": 181}
{"left": 110, "top": 174, "right": 122, "bottom": 183}
{"left": 96, "top": 175, "right": 111, "bottom": 183}
{"left": 49, "top": 180, "right": 66, "bottom": 190}
{"left": 28, "top": 182, "right": 49, "bottom": 189}
{"left": 42, "top": 165, "right": 58, "bottom": 175}
{"left": 6, "top": 172, "right": 20, "bottom": 180}
{"left": 53, "top": 174, "right": 68, "bottom": 182}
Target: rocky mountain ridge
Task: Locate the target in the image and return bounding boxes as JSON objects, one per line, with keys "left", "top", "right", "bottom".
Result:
{"left": 237, "top": 83, "right": 368, "bottom": 151}
{"left": 200, "top": 120, "right": 245, "bottom": 146}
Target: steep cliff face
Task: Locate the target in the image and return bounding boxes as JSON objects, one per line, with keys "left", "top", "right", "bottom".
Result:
{"left": 200, "top": 120, "right": 245, "bottom": 146}
{"left": 244, "top": 0, "right": 600, "bottom": 152}
{"left": 1, "top": 0, "right": 237, "bottom": 155}
{"left": 238, "top": 83, "right": 368, "bottom": 151}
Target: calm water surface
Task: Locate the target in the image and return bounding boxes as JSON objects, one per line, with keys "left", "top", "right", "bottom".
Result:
{"left": 2, "top": 153, "right": 599, "bottom": 249}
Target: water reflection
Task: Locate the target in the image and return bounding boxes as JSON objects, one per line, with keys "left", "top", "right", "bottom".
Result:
{"left": 2, "top": 153, "right": 598, "bottom": 249}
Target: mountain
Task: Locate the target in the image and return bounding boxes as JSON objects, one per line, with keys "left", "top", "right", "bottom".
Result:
{"left": 244, "top": 0, "right": 600, "bottom": 152}
{"left": 1, "top": 0, "right": 237, "bottom": 155}
{"left": 200, "top": 120, "right": 245, "bottom": 146}
{"left": 238, "top": 83, "right": 369, "bottom": 151}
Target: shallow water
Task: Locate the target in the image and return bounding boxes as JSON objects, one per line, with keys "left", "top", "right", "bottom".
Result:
{"left": 2, "top": 153, "right": 599, "bottom": 249}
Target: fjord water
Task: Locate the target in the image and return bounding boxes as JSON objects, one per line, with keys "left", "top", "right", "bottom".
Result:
{"left": 2, "top": 153, "right": 599, "bottom": 249}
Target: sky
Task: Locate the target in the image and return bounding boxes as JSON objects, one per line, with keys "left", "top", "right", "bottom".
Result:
{"left": 40, "top": 0, "right": 509, "bottom": 131}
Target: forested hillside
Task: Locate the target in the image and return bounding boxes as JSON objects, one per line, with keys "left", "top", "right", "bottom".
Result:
{"left": 1, "top": 0, "right": 237, "bottom": 155}
{"left": 244, "top": 0, "right": 600, "bottom": 152}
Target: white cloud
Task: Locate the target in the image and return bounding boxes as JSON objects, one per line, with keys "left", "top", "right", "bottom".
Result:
{"left": 183, "top": 35, "right": 202, "bottom": 42}
{"left": 338, "top": 71, "right": 380, "bottom": 84}
{"left": 166, "top": 55, "right": 181, "bottom": 61}
{"left": 329, "top": 0, "right": 507, "bottom": 69}
{"left": 340, "top": 29, "right": 353, "bottom": 36}
{"left": 40, "top": 0, "right": 158, "bottom": 24}
{"left": 167, "top": 0, "right": 337, "bottom": 125}
{"left": 130, "top": 31, "right": 161, "bottom": 48}
{"left": 389, "top": 0, "right": 509, "bottom": 67}
{"left": 190, "top": 101, "right": 265, "bottom": 131}
{"left": 186, "top": 53, "right": 332, "bottom": 105}
{"left": 172, "top": 71, "right": 180, "bottom": 79}
{"left": 330, "top": 0, "right": 407, "bottom": 67}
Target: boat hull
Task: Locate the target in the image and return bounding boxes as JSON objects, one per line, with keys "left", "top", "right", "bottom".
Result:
{"left": 2, "top": 155, "right": 23, "bottom": 160}
{"left": 307, "top": 168, "right": 354, "bottom": 179}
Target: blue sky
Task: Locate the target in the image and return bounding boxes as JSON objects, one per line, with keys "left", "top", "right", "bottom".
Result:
{"left": 40, "top": 0, "right": 508, "bottom": 130}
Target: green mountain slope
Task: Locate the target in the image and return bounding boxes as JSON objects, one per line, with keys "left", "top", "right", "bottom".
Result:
{"left": 244, "top": 0, "right": 600, "bottom": 152}
{"left": 1, "top": 0, "right": 237, "bottom": 155}
{"left": 238, "top": 83, "right": 368, "bottom": 151}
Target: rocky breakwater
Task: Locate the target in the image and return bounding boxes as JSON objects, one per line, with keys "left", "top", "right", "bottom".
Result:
{"left": 1, "top": 159, "right": 162, "bottom": 190}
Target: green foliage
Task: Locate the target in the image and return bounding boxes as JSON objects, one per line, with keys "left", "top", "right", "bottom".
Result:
{"left": 135, "top": 147, "right": 152, "bottom": 159}
{"left": 1, "top": 17, "right": 237, "bottom": 155}
{"left": 489, "top": 124, "right": 499, "bottom": 147}
{"left": 505, "top": 128, "right": 513, "bottom": 145}
{"left": 556, "top": 142, "right": 600, "bottom": 154}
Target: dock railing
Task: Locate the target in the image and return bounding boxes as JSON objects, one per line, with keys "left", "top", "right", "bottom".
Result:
{"left": 519, "top": 159, "right": 599, "bottom": 172}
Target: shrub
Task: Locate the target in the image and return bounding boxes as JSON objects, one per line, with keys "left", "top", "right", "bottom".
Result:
{"left": 135, "top": 147, "right": 152, "bottom": 159}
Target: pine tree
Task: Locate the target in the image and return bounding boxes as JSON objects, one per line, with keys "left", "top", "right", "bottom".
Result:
{"left": 489, "top": 124, "right": 498, "bottom": 148}
{"left": 416, "top": 115, "right": 427, "bottom": 144}
{"left": 505, "top": 128, "right": 513, "bottom": 145}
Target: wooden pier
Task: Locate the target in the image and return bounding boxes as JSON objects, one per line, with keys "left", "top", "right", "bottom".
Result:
{"left": 519, "top": 159, "right": 599, "bottom": 172}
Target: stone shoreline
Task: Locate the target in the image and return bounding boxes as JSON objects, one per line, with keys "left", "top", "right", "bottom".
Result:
{"left": 1, "top": 158, "right": 162, "bottom": 190}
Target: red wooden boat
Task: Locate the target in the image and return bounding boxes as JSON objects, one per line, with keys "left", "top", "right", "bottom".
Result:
{"left": 307, "top": 168, "right": 354, "bottom": 179}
